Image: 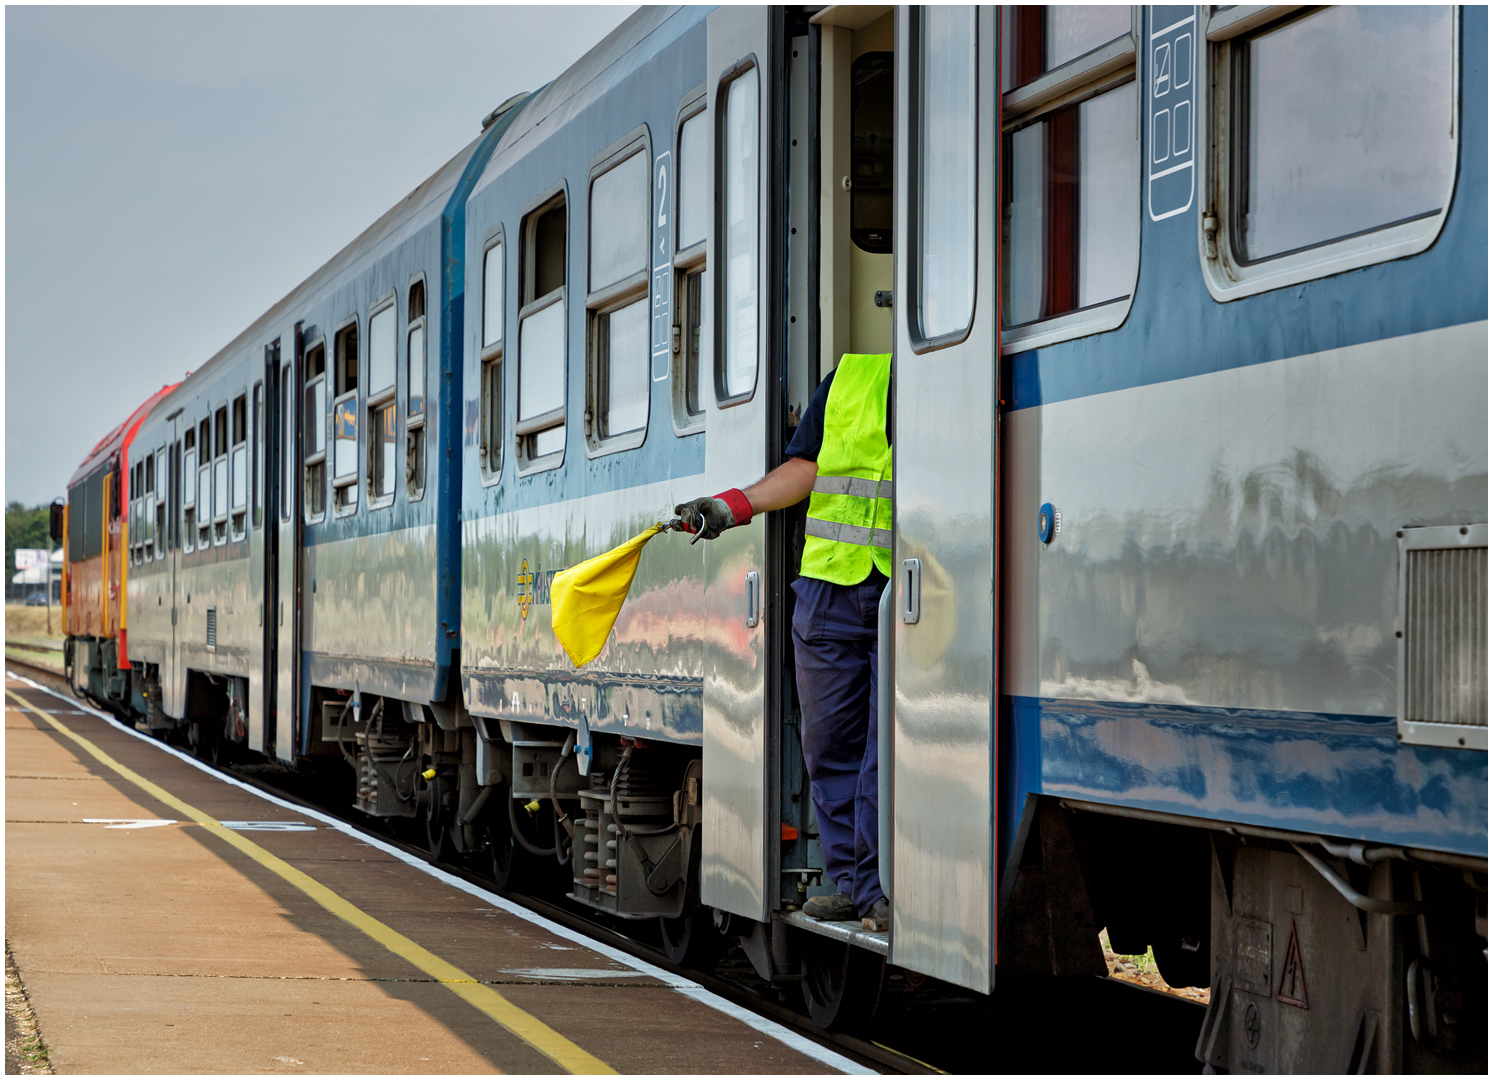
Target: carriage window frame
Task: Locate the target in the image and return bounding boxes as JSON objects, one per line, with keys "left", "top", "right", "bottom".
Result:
{"left": 365, "top": 294, "right": 398, "bottom": 510}
{"left": 1200, "top": 5, "right": 1461, "bottom": 302}
{"left": 154, "top": 444, "right": 167, "bottom": 560}
{"left": 182, "top": 425, "right": 197, "bottom": 553}
{"left": 478, "top": 232, "right": 505, "bottom": 486}
{"left": 230, "top": 392, "right": 249, "bottom": 541}
{"left": 197, "top": 417, "right": 212, "bottom": 547}
{"left": 251, "top": 381, "right": 263, "bottom": 530}
{"left": 515, "top": 184, "right": 569, "bottom": 474}
{"left": 331, "top": 317, "right": 360, "bottom": 515}
{"left": 303, "top": 339, "right": 328, "bottom": 523}
{"left": 212, "top": 406, "right": 230, "bottom": 545}
{"left": 672, "top": 87, "right": 709, "bottom": 436}
{"left": 714, "top": 58, "right": 761, "bottom": 408}
{"left": 585, "top": 127, "right": 653, "bottom": 457}
{"left": 907, "top": 6, "right": 982, "bottom": 354}
{"left": 406, "top": 275, "right": 428, "bottom": 501}
{"left": 995, "top": 6, "right": 1141, "bottom": 355}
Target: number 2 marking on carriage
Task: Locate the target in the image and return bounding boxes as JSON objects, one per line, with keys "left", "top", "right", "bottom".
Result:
{"left": 652, "top": 150, "right": 673, "bottom": 382}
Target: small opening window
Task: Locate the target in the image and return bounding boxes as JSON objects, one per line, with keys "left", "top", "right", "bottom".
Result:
{"left": 251, "top": 380, "right": 263, "bottom": 529}
{"left": 212, "top": 407, "right": 229, "bottom": 543}
{"left": 587, "top": 141, "right": 650, "bottom": 450}
{"left": 518, "top": 196, "right": 567, "bottom": 464}
{"left": 1003, "top": 5, "right": 1131, "bottom": 91}
{"left": 155, "top": 446, "right": 166, "bottom": 559}
{"left": 332, "top": 322, "right": 359, "bottom": 513}
{"left": 718, "top": 65, "right": 760, "bottom": 402}
{"left": 367, "top": 303, "right": 397, "bottom": 507}
{"left": 673, "top": 98, "right": 708, "bottom": 433}
{"left": 677, "top": 110, "right": 709, "bottom": 253}
{"left": 182, "top": 427, "right": 197, "bottom": 552}
{"left": 230, "top": 394, "right": 248, "bottom": 538}
{"left": 913, "top": 6, "right": 978, "bottom": 346}
{"left": 198, "top": 418, "right": 211, "bottom": 546}
{"left": 304, "top": 342, "right": 327, "bottom": 520}
{"left": 479, "top": 245, "right": 503, "bottom": 482}
{"left": 407, "top": 278, "right": 427, "bottom": 500}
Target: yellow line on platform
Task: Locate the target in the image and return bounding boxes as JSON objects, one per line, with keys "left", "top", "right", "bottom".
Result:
{"left": 6, "top": 687, "right": 616, "bottom": 1076}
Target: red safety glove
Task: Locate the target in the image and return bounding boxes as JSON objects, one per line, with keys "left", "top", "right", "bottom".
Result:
{"left": 673, "top": 489, "right": 753, "bottom": 540}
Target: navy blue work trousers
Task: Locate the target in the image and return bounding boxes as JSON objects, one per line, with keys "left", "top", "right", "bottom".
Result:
{"left": 791, "top": 572, "right": 886, "bottom": 917}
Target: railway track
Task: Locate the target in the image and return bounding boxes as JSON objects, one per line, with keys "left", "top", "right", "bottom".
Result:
{"left": 8, "top": 655, "right": 1206, "bottom": 1074}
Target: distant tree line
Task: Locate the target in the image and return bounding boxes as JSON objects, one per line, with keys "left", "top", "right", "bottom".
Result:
{"left": 6, "top": 502, "right": 52, "bottom": 598}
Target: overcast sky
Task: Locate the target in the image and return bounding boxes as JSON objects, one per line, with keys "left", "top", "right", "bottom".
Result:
{"left": 5, "top": 4, "right": 636, "bottom": 508}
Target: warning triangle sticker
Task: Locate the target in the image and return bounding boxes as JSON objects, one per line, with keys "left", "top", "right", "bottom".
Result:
{"left": 1276, "top": 919, "right": 1309, "bottom": 1009}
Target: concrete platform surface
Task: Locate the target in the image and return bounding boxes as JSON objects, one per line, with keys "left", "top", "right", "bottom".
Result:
{"left": 5, "top": 673, "right": 862, "bottom": 1075}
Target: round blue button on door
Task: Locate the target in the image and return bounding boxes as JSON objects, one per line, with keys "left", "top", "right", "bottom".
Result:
{"left": 1038, "top": 502, "right": 1055, "bottom": 545}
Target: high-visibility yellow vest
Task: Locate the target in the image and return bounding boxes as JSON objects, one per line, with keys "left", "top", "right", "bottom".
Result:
{"left": 800, "top": 353, "right": 893, "bottom": 585}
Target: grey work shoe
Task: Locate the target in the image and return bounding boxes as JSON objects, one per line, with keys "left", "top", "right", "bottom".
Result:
{"left": 861, "top": 897, "right": 889, "bottom": 931}
{"left": 802, "top": 891, "right": 856, "bottom": 921}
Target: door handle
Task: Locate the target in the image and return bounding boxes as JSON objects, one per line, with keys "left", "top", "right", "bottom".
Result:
{"left": 901, "top": 558, "right": 921, "bottom": 624}
{"left": 744, "top": 570, "right": 761, "bottom": 628}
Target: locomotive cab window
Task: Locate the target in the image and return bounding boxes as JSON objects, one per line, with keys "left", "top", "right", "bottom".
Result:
{"left": 479, "top": 241, "right": 503, "bottom": 484}
{"left": 1203, "top": 5, "right": 1458, "bottom": 298}
{"left": 517, "top": 191, "right": 567, "bottom": 469}
{"left": 366, "top": 299, "right": 397, "bottom": 508}
{"left": 304, "top": 341, "right": 327, "bottom": 521}
{"left": 230, "top": 393, "right": 248, "bottom": 539}
{"left": 586, "top": 132, "right": 651, "bottom": 454}
{"left": 332, "top": 321, "right": 359, "bottom": 514}
{"left": 672, "top": 94, "right": 707, "bottom": 433}
{"left": 182, "top": 426, "right": 196, "bottom": 552}
{"left": 407, "top": 277, "right": 427, "bottom": 500}
{"left": 999, "top": 5, "right": 1139, "bottom": 352}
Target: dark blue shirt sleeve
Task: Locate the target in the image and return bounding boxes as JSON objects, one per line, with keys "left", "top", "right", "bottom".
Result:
{"left": 784, "top": 367, "right": 836, "bottom": 461}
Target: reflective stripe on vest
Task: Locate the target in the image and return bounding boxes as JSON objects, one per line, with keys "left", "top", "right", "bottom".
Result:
{"left": 800, "top": 352, "right": 893, "bottom": 586}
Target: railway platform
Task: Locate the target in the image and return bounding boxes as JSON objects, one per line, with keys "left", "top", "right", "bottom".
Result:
{"left": 4, "top": 671, "right": 862, "bottom": 1075}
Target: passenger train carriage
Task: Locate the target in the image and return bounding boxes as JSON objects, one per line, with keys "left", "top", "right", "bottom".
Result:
{"left": 57, "top": 6, "right": 1486, "bottom": 1072}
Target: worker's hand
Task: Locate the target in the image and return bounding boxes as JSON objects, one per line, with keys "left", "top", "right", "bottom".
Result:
{"left": 674, "top": 489, "right": 753, "bottom": 540}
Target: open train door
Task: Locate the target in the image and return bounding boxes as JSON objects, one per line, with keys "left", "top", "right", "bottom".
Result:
{"left": 700, "top": 5, "right": 778, "bottom": 923}
{"left": 887, "top": 5, "right": 1000, "bottom": 992}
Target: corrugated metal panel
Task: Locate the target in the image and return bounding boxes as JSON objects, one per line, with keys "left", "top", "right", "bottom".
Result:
{"left": 1405, "top": 545, "right": 1487, "bottom": 726}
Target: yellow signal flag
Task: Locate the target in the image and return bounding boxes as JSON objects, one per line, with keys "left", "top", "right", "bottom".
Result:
{"left": 550, "top": 524, "right": 665, "bottom": 668}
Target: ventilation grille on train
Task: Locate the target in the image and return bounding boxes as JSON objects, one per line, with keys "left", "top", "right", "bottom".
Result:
{"left": 1398, "top": 525, "right": 1487, "bottom": 750}
{"left": 206, "top": 607, "right": 217, "bottom": 651}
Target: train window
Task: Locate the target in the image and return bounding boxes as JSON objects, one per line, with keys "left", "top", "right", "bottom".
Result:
{"left": 1204, "top": 5, "right": 1457, "bottom": 295}
{"left": 672, "top": 92, "right": 707, "bottom": 435}
{"left": 182, "top": 427, "right": 196, "bottom": 553}
{"left": 213, "top": 406, "right": 230, "bottom": 544}
{"left": 718, "top": 64, "right": 759, "bottom": 402}
{"left": 912, "top": 6, "right": 978, "bottom": 347}
{"left": 518, "top": 192, "right": 567, "bottom": 467}
{"left": 366, "top": 302, "right": 396, "bottom": 508}
{"left": 197, "top": 418, "right": 211, "bottom": 547}
{"left": 1003, "top": 6, "right": 1131, "bottom": 91}
{"left": 407, "top": 277, "right": 427, "bottom": 500}
{"left": 999, "top": 6, "right": 1138, "bottom": 352}
{"left": 230, "top": 394, "right": 248, "bottom": 539}
{"left": 479, "top": 241, "right": 503, "bottom": 483}
{"left": 304, "top": 341, "right": 327, "bottom": 521}
{"left": 169, "top": 442, "right": 181, "bottom": 552}
{"left": 332, "top": 321, "right": 359, "bottom": 514}
{"left": 587, "top": 136, "right": 651, "bottom": 452}
{"left": 155, "top": 447, "right": 166, "bottom": 560}
{"left": 251, "top": 381, "right": 263, "bottom": 530}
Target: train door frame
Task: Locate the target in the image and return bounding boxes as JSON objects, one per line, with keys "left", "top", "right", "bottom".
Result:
{"left": 272, "top": 326, "right": 303, "bottom": 764}
{"left": 164, "top": 412, "right": 183, "bottom": 718}
{"left": 259, "top": 340, "right": 281, "bottom": 757}
{"left": 887, "top": 4, "right": 1000, "bottom": 994}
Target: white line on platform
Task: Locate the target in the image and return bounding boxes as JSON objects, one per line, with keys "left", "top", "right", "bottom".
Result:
{"left": 7, "top": 669, "right": 872, "bottom": 1075}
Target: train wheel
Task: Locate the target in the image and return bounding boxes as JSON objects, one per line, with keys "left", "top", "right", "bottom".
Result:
{"left": 658, "top": 910, "right": 725, "bottom": 971}
{"left": 189, "top": 719, "right": 219, "bottom": 763}
{"left": 425, "top": 772, "right": 458, "bottom": 863}
{"left": 800, "top": 932, "right": 884, "bottom": 1034}
{"left": 487, "top": 787, "right": 520, "bottom": 890}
